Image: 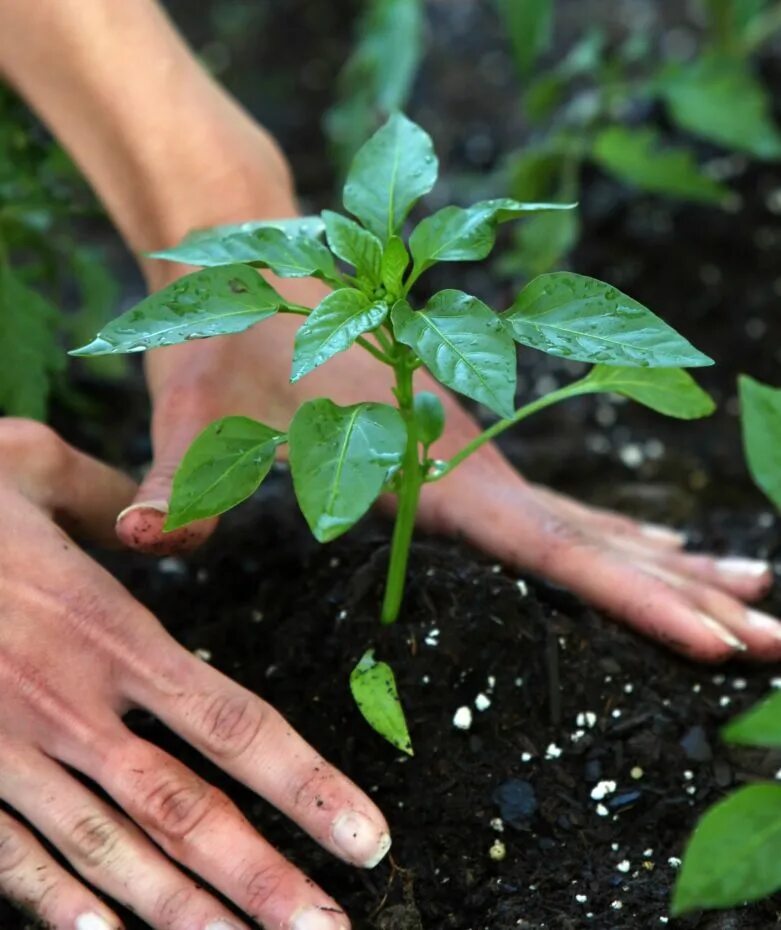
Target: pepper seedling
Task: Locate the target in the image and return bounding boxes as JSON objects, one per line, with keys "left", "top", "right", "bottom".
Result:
{"left": 72, "top": 113, "right": 716, "bottom": 752}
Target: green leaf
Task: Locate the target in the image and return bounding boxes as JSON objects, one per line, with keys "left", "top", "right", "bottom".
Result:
{"left": 381, "top": 235, "right": 409, "bottom": 295}
{"left": 343, "top": 113, "right": 438, "bottom": 242}
{"left": 739, "top": 375, "right": 781, "bottom": 509}
{"left": 392, "top": 292, "right": 517, "bottom": 418}
{"left": 150, "top": 222, "right": 339, "bottom": 284}
{"left": 70, "top": 265, "right": 284, "bottom": 355}
{"left": 673, "top": 784, "right": 781, "bottom": 914}
{"left": 506, "top": 148, "right": 565, "bottom": 202}
{"left": 413, "top": 391, "right": 445, "bottom": 448}
{"left": 592, "top": 126, "right": 730, "bottom": 204}
{"left": 661, "top": 56, "right": 781, "bottom": 159}
{"left": 577, "top": 365, "right": 716, "bottom": 419}
{"left": 0, "top": 265, "right": 63, "bottom": 419}
{"left": 322, "top": 210, "right": 382, "bottom": 284}
{"left": 350, "top": 649, "right": 413, "bottom": 755}
{"left": 409, "top": 197, "right": 575, "bottom": 277}
{"left": 291, "top": 288, "right": 388, "bottom": 382}
{"left": 288, "top": 399, "right": 407, "bottom": 542}
{"left": 165, "top": 416, "right": 286, "bottom": 531}
{"left": 495, "top": 0, "right": 553, "bottom": 75}
{"left": 502, "top": 272, "right": 713, "bottom": 368}
{"left": 723, "top": 690, "right": 781, "bottom": 746}
{"left": 499, "top": 209, "right": 580, "bottom": 278}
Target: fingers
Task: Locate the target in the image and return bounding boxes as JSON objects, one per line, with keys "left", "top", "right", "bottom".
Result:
{"left": 0, "top": 806, "right": 122, "bottom": 930}
{"left": 126, "top": 653, "right": 391, "bottom": 870}
{"left": 83, "top": 732, "right": 349, "bottom": 930}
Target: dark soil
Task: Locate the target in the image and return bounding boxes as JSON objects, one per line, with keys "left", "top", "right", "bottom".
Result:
{"left": 6, "top": 1, "right": 781, "bottom": 928}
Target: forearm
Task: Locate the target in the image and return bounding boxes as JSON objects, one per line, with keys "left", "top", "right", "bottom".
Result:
{"left": 0, "top": 0, "right": 297, "bottom": 265}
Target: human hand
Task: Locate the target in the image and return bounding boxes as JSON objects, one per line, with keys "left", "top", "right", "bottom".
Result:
{"left": 0, "top": 419, "right": 389, "bottom": 930}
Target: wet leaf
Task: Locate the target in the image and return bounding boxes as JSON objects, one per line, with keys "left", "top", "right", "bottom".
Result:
{"left": 288, "top": 399, "right": 406, "bottom": 542}
{"left": 166, "top": 417, "right": 286, "bottom": 531}
{"left": 350, "top": 649, "right": 413, "bottom": 755}
{"left": 502, "top": 272, "right": 713, "bottom": 368}
{"left": 740, "top": 375, "right": 781, "bottom": 510}
{"left": 70, "top": 265, "right": 285, "bottom": 355}
{"left": 723, "top": 690, "right": 781, "bottom": 746}
{"left": 322, "top": 210, "right": 383, "bottom": 284}
{"left": 392, "top": 292, "right": 517, "bottom": 418}
{"left": 578, "top": 366, "right": 715, "bottom": 419}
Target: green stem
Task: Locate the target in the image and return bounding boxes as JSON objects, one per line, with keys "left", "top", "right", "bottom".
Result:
{"left": 380, "top": 352, "right": 422, "bottom": 624}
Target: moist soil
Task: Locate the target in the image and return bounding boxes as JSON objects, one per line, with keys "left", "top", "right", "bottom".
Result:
{"left": 6, "top": 1, "right": 781, "bottom": 928}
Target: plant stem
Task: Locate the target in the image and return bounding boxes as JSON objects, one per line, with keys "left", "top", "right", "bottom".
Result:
{"left": 381, "top": 351, "right": 422, "bottom": 624}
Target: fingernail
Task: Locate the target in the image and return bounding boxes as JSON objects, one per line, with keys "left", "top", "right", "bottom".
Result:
{"left": 331, "top": 810, "right": 391, "bottom": 868}
{"left": 716, "top": 557, "right": 771, "bottom": 578}
{"left": 746, "top": 609, "right": 781, "bottom": 641}
{"left": 641, "top": 523, "right": 687, "bottom": 546}
{"left": 205, "top": 921, "right": 244, "bottom": 930}
{"left": 697, "top": 612, "right": 748, "bottom": 651}
{"left": 76, "top": 914, "right": 115, "bottom": 930}
{"left": 291, "top": 906, "right": 348, "bottom": 930}
{"left": 115, "top": 499, "right": 168, "bottom": 524}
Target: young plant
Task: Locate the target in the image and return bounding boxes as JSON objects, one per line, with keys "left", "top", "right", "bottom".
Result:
{"left": 498, "top": 0, "right": 781, "bottom": 277}
{"left": 72, "top": 113, "right": 716, "bottom": 751}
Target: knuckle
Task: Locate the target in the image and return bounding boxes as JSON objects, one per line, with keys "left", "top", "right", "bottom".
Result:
{"left": 238, "top": 862, "right": 286, "bottom": 917}
{"left": 65, "top": 812, "right": 122, "bottom": 870}
{"left": 191, "top": 690, "right": 264, "bottom": 761}
{"left": 0, "top": 419, "right": 69, "bottom": 484}
{"left": 139, "top": 772, "right": 220, "bottom": 843}
{"left": 0, "top": 819, "right": 28, "bottom": 875}
{"left": 153, "top": 883, "right": 197, "bottom": 927}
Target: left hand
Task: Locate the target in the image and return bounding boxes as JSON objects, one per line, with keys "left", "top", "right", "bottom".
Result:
{"left": 117, "top": 274, "right": 780, "bottom": 665}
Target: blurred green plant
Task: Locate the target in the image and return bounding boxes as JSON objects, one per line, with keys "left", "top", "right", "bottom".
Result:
{"left": 498, "top": 0, "right": 781, "bottom": 277}
{"left": 0, "top": 87, "right": 121, "bottom": 420}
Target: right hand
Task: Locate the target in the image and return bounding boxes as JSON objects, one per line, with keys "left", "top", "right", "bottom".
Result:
{"left": 0, "top": 418, "right": 389, "bottom": 930}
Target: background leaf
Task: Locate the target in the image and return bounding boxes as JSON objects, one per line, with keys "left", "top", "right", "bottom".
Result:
{"left": 673, "top": 784, "right": 781, "bottom": 914}
{"left": 322, "top": 210, "right": 383, "bottom": 284}
{"left": 166, "top": 416, "right": 286, "bottom": 531}
{"left": 502, "top": 272, "right": 713, "bottom": 368}
{"left": 723, "top": 690, "right": 781, "bottom": 746}
{"left": 291, "top": 288, "right": 388, "bottom": 381}
{"left": 70, "top": 265, "right": 284, "bottom": 355}
{"left": 578, "top": 366, "right": 716, "bottom": 419}
{"left": 740, "top": 375, "right": 781, "bottom": 509}
{"left": 392, "top": 292, "right": 517, "bottom": 418}
{"left": 288, "top": 399, "right": 407, "bottom": 542}
{"left": 350, "top": 649, "right": 413, "bottom": 755}
{"left": 495, "top": 0, "right": 553, "bottom": 75}
{"left": 343, "top": 113, "right": 438, "bottom": 242}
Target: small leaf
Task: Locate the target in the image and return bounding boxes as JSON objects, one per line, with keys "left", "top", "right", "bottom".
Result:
{"left": 70, "top": 265, "right": 284, "bottom": 355}
{"left": 288, "top": 399, "right": 407, "bottom": 542}
{"left": 322, "top": 210, "right": 382, "bottom": 284}
{"left": 578, "top": 366, "right": 715, "bottom": 419}
{"left": 673, "top": 784, "right": 781, "bottom": 915}
{"left": 661, "top": 56, "right": 781, "bottom": 160}
{"left": 723, "top": 690, "right": 781, "bottom": 746}
{"left": 151, "top": 223, "right": 339, "bottom": 284}
{"left": 495, "top": 0, "right": 553, "bottom": 75}
{"left": 502, "top": 272, "right": 713, "bottom": 368}
{"left": 409, "top": 198, "right": 575, "bottom": 277}
{"left": 392, "top": 292, "right": 517, "bottom": 418}
{"left": 350, "top": 649, "right": 413, "bottom": 755}
{"left": 592, "top": 126, "right": 729, "bottom": 203}
{"left": 413, "top": 391, "right": 445, "bottom": 448}
{"left": 343, "top": 113, "right": 438, "bottom": 242}
{"left": 381, "top": 236, "right": 409, "bottom": 296}
{"left": 291, "top": 288, "right": 388, "bottom": 382}
{"left": 740, "top": 375, "right": 781, "bottom": 510}
{"left": 165, "top": 417, "right": 285, "bottom": 531}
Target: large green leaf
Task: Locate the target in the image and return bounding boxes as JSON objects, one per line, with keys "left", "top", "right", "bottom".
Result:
{"left": 150, "top": 221, "right": 339, "bottom": 284}
{"left": 343, "top": 113, "right": 438, "bottom": 242}
{"left": 502, "top": 273, "right": 713, "bottom": 368}
{"left": 288, "top": 399, "right": 407, "bottom": 542}
{"left": 408, "top": 197, "right": 575, "bottom": 278}
{"left": 322, "top": 210, "right": 382, "bottom": 284}
{"left": 723, "top": 690, "right": 781, "bottom": 746}
{"left": 577, "top": 366, "right": 715, "bottom": 419}
{"left": 392, "top": 292, "right": 517, "bottom": 418}
{"left": 592, "top": 126, "right": 729, "bottom": 203}
{"left": 165, "top": 417, "right": 286, "bottom": 531}
{"left": 739, "top": 375, "right": 781, "bottom": 509}
{"left": 350, "top": 649, "right": 413, "bottom": 755}
{"left": 70, "top": 265, "right": 284, "bottom": 355}
{"left": 495, "top": 0, "right": 553, "bottom": 74}
{"left": 673, "top": 784, "right": 781, "bottom": 914}
{"left": 0, "top": 265, "right": 63, "bottom": 419}
{"left": 291, "top": 288, "right": 388, "bottom": 382}
{"left": 661, "top": 56, "right": 781, "bottom": 159}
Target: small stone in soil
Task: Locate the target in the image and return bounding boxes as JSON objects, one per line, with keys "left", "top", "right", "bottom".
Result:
{"left": 488, "top": 839, "right": 506, "bottom": 861}
{"left": 475, "top": 693, "right": 491, "bottom": 711}
{"left": 590, "top": 780, "right": 617, "bottom": 801}
{"left": 492, "top": 778, "right": 537, "bottom": 828}
{"left": 617, "top": 860, "right": 631, "bottom": 873}
{"left": 452, "top": 706, "right": 472, "bottom": 730}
